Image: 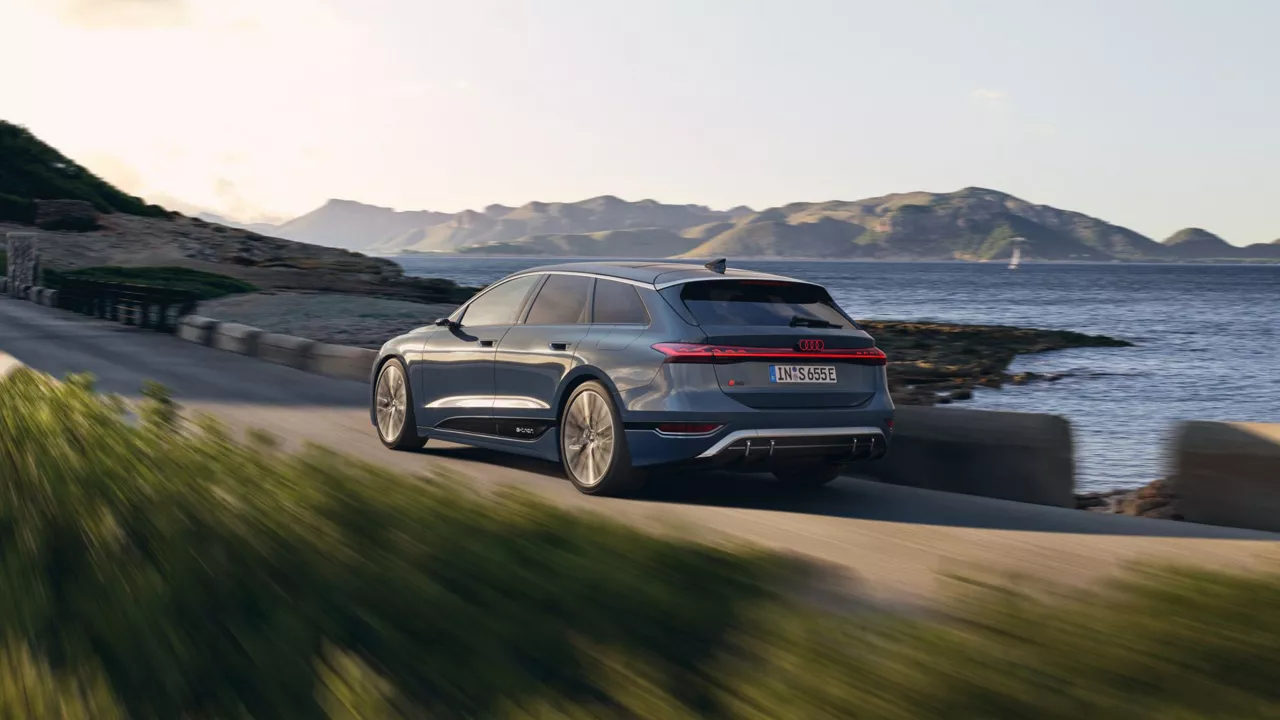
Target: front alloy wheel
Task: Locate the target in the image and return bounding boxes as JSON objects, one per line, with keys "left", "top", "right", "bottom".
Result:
{"left": 560, "top": 381, "right": 642, "bottom": 496}
{"left": 375, "top": 359, "right": 426, "bottom": 451}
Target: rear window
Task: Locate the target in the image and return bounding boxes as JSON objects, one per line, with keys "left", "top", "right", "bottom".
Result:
{"left": 678, "top": 280, "right": 850, "bottom": 327}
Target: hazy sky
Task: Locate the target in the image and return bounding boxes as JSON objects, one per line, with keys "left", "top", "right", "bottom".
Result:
{"left": 2, "top": 0, "right": 1277, "bottom": 243}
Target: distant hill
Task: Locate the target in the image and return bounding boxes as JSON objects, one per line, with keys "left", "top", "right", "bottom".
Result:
{"left": 195, "top": 212, "right": 280, "bottom": 236}
{"left": 0, "top": 120, "right": 168, "bottom": 222}
{"left": 361, "top": 196, "right": 743, "bottom": 254}
{"left": 271, "top": 199, "right": 454, "bottom": 252}
{"left": 460, "top": 228, "right": 699, "bottom": 257}
{"left": 270, "top": 187, "right": 1280, "bottom": 262}
{"left": 672, "top": 187, "right": 1156, "bottom": 261}
{"left": 1161, "top": 228, "right": 1238, "bottom": 259}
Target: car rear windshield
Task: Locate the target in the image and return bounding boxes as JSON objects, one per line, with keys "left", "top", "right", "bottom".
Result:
{"left": 677, "top": 280, "right": 851, "bottom": 327}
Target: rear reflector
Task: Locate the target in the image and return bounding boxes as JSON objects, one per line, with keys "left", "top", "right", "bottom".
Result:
{"left": 656, "top": 423, "right": 724, "bottom": 435}
{"left": 652, "top": 342, "right": 887, "bottom": 366}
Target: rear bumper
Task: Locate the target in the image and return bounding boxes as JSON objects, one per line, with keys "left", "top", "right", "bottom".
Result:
{"left": 696, "top": 426, "right": 887, "bottom": 461}
{"left": 624, "top": 415, "right": 892, "bottom": 470}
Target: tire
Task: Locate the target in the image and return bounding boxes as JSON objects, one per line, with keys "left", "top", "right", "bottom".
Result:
{"left": 374, "top": 359, "right": 427, "bottom": 451}
{"left": 560, "top": 381, "right": 644, "bottom": 496}
{"left": 773, "top": 462, "right": 843, "bottom": 487}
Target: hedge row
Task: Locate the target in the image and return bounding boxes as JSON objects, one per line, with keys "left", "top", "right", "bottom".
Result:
{"left": 0, "top": 370, "right": 1277, "bottom": 718}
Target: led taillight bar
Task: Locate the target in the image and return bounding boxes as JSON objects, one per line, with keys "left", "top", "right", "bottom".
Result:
{"left": 652, "top": 343, "right": 887, "bottom": 366}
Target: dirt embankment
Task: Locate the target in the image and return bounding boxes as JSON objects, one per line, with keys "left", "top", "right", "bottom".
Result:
{"left": 2, "top": 213, "right": 477, "bottom": 305}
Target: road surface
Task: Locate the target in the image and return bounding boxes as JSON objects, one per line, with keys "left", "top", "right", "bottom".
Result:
{"left": 2, "top": 297, "right": 1277, "bottom": 608}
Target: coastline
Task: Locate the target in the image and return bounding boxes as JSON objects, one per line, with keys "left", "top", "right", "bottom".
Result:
{"left": 196, "top": 292, "right": 1133, "bottom": 407}
{"left": 386, "top": 252, "right": 1280, "bottom": 266}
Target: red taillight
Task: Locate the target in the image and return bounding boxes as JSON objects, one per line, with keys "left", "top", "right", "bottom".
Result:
{"left": 652, "top": 342, "right": 887, "bottom": 366}
{"left": 656, "top": 423, "right": 723, "bottom": 435}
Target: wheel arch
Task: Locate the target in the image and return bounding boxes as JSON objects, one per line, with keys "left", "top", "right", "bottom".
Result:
{"left": 554, "top": 366, "right": 623, "bottom": 423}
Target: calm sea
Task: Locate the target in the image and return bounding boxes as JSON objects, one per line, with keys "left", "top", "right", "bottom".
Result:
{"left": 394, "top": 256, "right": 1280, "bottom": 491}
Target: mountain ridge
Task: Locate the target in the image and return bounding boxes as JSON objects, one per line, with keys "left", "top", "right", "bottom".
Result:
{"left": 267, "top": 188, "right": 1279, "bottom": 262}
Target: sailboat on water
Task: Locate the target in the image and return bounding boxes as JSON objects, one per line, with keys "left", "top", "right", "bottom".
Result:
{"left": 1008, "top": 236, "right": 1026, "bottom": 270}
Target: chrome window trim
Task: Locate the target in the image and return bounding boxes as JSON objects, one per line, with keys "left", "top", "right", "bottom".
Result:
{"left": 695, "top": 427, "right": 884, "bottom": 458}
{"left": 653, "top": 275, "right": 824, "bottom": 291}
{"left": 507, "top": 270, "right": 653, "bottom": 289}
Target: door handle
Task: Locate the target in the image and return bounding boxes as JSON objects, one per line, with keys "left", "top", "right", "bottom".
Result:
{"left": 549, "top": 341, "right": 569, "bottom": 351}
{"left": 479, "top": 339, "right": 495, "bottom": 347}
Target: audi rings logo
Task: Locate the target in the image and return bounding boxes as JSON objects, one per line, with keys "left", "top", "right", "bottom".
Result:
{"left": 797, "top": 339, "right": 825, "bottom": 352}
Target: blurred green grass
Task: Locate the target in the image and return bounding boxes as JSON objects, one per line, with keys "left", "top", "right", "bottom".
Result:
{"left": 39, "top": 265, "right": 257, "bottom": 300}
{"left": 1, "top": 369, "right": 1278, "bottom": 718}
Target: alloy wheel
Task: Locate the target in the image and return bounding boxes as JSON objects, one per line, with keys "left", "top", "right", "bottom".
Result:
{"left": 376, "top": 363, "right": 407, "bottom": 442}
{"left": 563, "top": 390, "right": 615, "bottom": 487}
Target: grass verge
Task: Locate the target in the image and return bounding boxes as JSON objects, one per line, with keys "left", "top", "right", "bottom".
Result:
{"left": 40, "top": 266, "right": 257, "bottom": 300}
{"left": 1, "top": 369, "right": 1278, "bottom": 718}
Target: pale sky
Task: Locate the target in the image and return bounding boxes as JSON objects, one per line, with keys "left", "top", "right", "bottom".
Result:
{"left": 2, "top": 0, "right": 1277, "bottom": 244}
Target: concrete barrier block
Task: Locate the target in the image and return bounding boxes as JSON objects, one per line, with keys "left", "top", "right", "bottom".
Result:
{"left": 308, "top": 343, "right": 377, "bottom": 382}
{"left": 40, "top": 288, "right": 58, "bottom": 307}
{"left": 256, "top": 332, "right": 316, "bottom": 370}
{"left": 176, "top": 315, "right": 220, "bottom": 346}
{"left": 857, "top": 406, "right": 1075, "bottom": 507}
{"left": 28, "top": 287, "right": 43, "bottom": 304}
{"left": 212, "top": 322, "right": 262, "bottom": 356}
{"left": 1170, "top": 421, "right": 1280, "bottom": 532}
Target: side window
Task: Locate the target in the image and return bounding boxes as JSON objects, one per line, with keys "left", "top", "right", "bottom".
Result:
{"left": 525, "top": 274, "right": 593, "bottom": 325}
{"left": 593, "top": 279, "right": 649, "bottom": 324}
{"left": 459, "top": 275, "right": 540, "bottom": 327}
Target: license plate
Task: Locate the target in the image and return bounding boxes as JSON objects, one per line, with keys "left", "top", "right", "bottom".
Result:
{"left": 769, "top": 365, "right": 838, "bottom": 383}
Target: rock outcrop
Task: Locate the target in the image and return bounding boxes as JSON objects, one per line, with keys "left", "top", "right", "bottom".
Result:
{"left": 35, "top": 200, "right": 101, "bottom": 232}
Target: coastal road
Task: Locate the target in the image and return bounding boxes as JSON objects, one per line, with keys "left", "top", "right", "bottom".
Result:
{"left": 2, "top": 296, "right": 1277, "bottom": 607}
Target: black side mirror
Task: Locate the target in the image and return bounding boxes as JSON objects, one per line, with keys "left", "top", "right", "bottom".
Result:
{"left": 435, "top": 317, "right": 455, "bottom": 327}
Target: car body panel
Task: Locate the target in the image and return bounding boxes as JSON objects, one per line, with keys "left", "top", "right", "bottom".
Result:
{"left": 374, "top": 261, "right": 895, "bottom": 472}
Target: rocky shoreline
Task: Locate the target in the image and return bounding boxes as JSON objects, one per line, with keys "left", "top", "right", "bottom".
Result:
{"left": 861, "top": 320, "right": 1133, "bottom": 407}
{"left": 1075, "top": 479, "right": 1180, "bottom": 520}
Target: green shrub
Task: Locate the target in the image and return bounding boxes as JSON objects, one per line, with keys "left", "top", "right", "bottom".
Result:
{"left": 1, "top": 370, "right": 1278, "bottom": 718}
{"left": 0, "top": 191, "right": 36, "bottom": 223}
{"left": 0, "top": 121, "right": 167, "bottom": 218}
{"left": 39, "top": 266, "right": 257, "bottom": 300}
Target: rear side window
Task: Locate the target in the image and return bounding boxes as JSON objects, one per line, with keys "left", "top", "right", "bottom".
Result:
{"left": 460, "top": 274, "right": 540, "bottom": 327}
{"left": 525, "top": 274, "right": 593, "bottom": 325}
{"left": 678, "top": 280, "right": 850, "bottom": 327}
{"left": 592, "top": 280, "right": 649, "bottom": 324}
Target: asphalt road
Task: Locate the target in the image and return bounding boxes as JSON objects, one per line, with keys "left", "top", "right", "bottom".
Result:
{"left": 3, "top": 297, "right": 1277, "bottom": 608}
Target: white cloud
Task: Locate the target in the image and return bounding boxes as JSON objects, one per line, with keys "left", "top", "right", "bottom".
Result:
{"left": 970, "top": 88, "right": 1011, "bottom": 108}
{"left": 59, "top": 0, "right": 190, "bottom": 27}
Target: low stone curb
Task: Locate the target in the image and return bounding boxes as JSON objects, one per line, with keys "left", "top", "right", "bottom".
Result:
{"left": 212, "top": 322, "right": 262, "bottom": 356}
{"left": 3, "top": 282, "right": 59, "bottom": 306}
{"left": 177, "top": 314, "right": 374, "bottom": 382}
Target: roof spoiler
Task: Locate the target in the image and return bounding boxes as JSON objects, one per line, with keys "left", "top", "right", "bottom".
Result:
{"left": 704, "top": 258, "right": 726, "bottom": 274}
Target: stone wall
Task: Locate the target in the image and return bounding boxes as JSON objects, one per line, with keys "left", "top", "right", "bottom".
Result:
{"left": 5, "top": 232, "right": 39, "bottom": 296}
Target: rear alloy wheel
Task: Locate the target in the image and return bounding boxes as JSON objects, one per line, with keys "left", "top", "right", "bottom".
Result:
{"left": 375, "top": 359, "right": 427, "bottom": 451}
{"left": 773, "top": 462, "right": 843, "bottom": 487}
{"left": 560, "top": 381, "right": 643, "bottom": 496}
